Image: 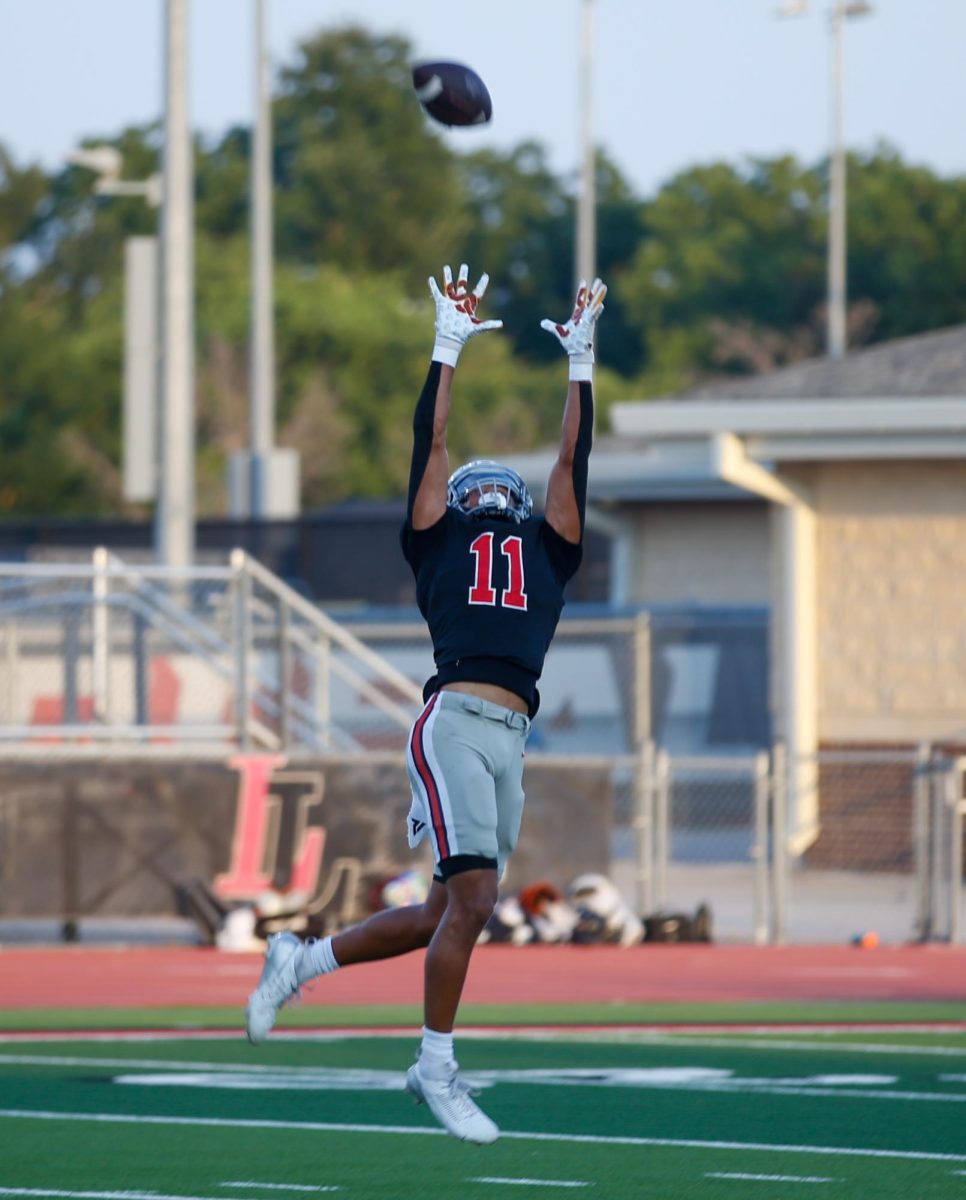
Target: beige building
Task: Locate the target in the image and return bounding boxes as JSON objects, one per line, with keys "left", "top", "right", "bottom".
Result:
{"left": 513, "top": 324, "right": 966, "bottom": 849}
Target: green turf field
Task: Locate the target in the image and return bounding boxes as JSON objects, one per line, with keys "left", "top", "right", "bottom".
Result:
{"left": 2, "top": 1023, "right": 966, "bottom": 1199}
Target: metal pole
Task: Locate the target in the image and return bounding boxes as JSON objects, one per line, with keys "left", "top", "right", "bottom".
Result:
{"left": 770, "top": 742, "right": 789, "bottom": 944}
{"left": 631, "top": 610, "right": 651, "bottom": 749}
{"left": 654, "top": 747, "right": 670, "bottom": 910}
{"left": 575, "top": 0, "right": 597, "bottom": 293}
{"left": 950, "top": 759, "right": 965, "bottom": 945}
{"left": 632, "top": 739, "right": 654, "bottom": 917}
{"left": 92, "top": 547, "right": 111, "bottom": 724}
{"left": 278, "top": 598, "right": 292, "bottom": 748}
{"left": 132, "top": 609, "right": 149, "bottom": 730}
{"left": 752, "top": 750, "right": 770, "bottom": 946}
{"left": 827, "top": 1, "right": 848, "bottom": 360}
{"left": 932, "top": 758, "right": 948, "bottom": 939}
{"left": 0, "top": 620, "right": 18, "bottom": 723}
{"left": 156, "top": 0, "right": 195, "bottom": 565}
{"left": 123, "top": 236, "right": 159, "bottom": 502}
{"left": 231, "top": 550, "right": 253, "bottom": 750}
{"left": 912, "top": 742, "right": 932, "bottom": 941}
{"left": 250, "top": 0, "right": 275, "bottom": 516}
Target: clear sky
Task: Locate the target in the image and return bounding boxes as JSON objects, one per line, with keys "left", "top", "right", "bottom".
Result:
{"left": 1, "top": 0, "right": 964, "bottom": 198}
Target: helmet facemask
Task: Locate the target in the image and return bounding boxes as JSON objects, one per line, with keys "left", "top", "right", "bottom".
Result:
{"left": 447, "top": 460, "right": 533, "bottom": 524}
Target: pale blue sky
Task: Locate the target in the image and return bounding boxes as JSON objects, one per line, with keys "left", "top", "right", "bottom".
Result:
{"left": 1, "top": 0, "right": 963, "bottom": 197}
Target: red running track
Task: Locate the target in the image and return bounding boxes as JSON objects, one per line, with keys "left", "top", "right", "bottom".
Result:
{"left": 0, "top": 944, "right": 965, "bottom": 1010}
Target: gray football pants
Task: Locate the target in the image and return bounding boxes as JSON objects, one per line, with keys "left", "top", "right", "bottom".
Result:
{"left": 406, "top": 689, "right": 531, "bottom": 880}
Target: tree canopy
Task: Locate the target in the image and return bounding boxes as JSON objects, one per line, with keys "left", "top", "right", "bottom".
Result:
{"left": 2, "top": 25, "right": 965, "bottom": 517}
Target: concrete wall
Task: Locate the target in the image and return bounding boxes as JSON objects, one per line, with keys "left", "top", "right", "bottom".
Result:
{"left": 627, "top": 501, "right": 771, "bottom": 606}
{"left": 811, "top": 461, "right": 966, "bottom": 743}
{"left": 613, "top": 459, "right": 966, "bottom": 749}
{"left": 0, "top": 756, "right": 613, "bottom": 925}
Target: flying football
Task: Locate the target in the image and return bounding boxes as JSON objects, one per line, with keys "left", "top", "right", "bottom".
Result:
{"left": 411, "top": 60, "right": 492, "bottom": 128}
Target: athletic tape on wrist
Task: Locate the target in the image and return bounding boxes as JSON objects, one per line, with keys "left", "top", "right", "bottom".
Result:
{"left": 569, "top": 358, "right": 594, "bottom": 381}
{"left": 432, "top": 341, "right": 461, "bottom": 368}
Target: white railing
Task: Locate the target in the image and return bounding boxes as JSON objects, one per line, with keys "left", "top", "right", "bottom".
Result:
{"left": 0, "top": 548, "right": 423, "bottom": 755}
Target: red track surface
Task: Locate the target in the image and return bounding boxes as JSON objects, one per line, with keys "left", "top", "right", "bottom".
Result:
{"left": 1, "top": 944, "right": 965, "bottom": 1009}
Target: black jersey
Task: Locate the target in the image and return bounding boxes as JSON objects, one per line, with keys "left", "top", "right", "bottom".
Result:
{"left": 401, "top": 509, "right": 581, "bottom": 716}
{"left": 403, "top": 360, "right": 593, "bottom": 718}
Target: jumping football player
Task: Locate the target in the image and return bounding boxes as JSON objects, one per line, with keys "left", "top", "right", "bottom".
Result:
{"left": 246, "top": 263, "right": 605, "bottom": 1145}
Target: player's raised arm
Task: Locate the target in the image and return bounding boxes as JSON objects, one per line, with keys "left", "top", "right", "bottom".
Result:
{"left": 407, "top": 263, "right": 503, "bottom": 531}
{"left": 540, "top": 278, "right": 607, "bottom": 544}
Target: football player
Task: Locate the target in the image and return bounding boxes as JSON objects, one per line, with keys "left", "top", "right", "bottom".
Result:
{"left": 246, "top": 263, "right": 605, "bottom": 1145}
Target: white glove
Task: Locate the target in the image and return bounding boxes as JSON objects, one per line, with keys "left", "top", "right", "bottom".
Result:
{"left": 540, "top": 277, "right": 607, "bottom": 380}
{"left": 428, "top": 263, "right": 503, "bottom": 367}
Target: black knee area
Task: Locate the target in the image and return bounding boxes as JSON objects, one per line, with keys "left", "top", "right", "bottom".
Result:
{"left": 437, "top": 854, "right": 497, "bottom": 881}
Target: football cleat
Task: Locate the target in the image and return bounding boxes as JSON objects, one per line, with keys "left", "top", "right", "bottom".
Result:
{"left": 405, "top": 1057, "right": 499, "bottom": 1145}
{"left": 245, "top": 931, "right": 303, "bottom": 1045}
{"left": 447, "top": 460, "right": 532, "bottom": 524}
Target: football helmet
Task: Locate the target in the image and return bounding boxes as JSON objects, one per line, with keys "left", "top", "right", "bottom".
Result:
{"left": 447, "top": 460, "right": 533, "bottom": 524}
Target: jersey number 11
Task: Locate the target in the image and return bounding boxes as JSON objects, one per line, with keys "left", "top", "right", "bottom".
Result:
{"left": 468, "top": 532, "right": 528, "bottom": 611}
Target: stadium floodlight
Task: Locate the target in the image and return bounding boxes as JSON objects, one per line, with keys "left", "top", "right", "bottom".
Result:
{"left": 68, "top": 145, "right": 123, "bottom": 181}
{"left": 68, "top": 144, "right": 161, "bottom": 207}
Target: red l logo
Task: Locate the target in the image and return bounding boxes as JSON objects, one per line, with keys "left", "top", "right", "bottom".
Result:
{"left": 214, "top": 754, "right": 326, "bottom": 900}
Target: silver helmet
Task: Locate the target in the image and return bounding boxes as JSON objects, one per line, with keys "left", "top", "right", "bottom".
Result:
{"left": 447, "top": 459, "right": 533, "bottom": 524}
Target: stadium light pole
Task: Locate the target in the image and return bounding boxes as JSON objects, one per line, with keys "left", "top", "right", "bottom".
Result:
{"left": 156, "top": 0, "right": 196, "bottom": 566}
{"left": 827, "top": 0, "right": 872, "bottom": 360}
{"left": 66, "top": 149, "right": 161, "bottom": 506}
{"left": 229, "top": 0, "right": 299, "bottom": 519}
{"left": 250, "top": 0, "right": 274, "bottom": 517}
{"left": 779, "top": 0, "right": 872, "bottom": 360}
{"left": 575, "top": 0, "right": 597, "bottom": 293}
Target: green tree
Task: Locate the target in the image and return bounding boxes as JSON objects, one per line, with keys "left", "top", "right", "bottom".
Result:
{"left": 271, "top": 26, "right": 470, "bottom": 281}
{"left": 848, "top": 145, "right": 966, "bottom": 340}
{"left": 459, "top": 145, "right": 645, "bottom": 375}
{"left": 619, "top": 157, "right": 826, "bottom": 385}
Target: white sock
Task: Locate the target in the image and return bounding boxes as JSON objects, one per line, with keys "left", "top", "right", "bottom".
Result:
{"left": 420, "top": 1026, "right": 455, "bottom": 1077}
{"left": 295, "top": 935, "right": 340, "bottom": 985}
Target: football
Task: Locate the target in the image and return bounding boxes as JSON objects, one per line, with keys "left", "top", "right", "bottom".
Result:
{"left": 411, "top": 60, "right": 492, "bottom": 128}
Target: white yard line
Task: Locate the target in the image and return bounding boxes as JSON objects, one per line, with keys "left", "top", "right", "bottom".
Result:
{"left": 219, "top": 1185, "right": 338, "bottom": 1194}
{"left": 706, "top": 1173, "right": 837, "bottom": 1184}
{"left": 469, "top": 1179, "right": 590, "bottom": 1189}
{"left": 0, "top": 1190, "right": 310, "bottom": 1200}
{"left": 0, "top": 1055, "right": 359, "bottom": 1074}
{"left": 1, "top": 1108, "right": 966, "bottom": 1165}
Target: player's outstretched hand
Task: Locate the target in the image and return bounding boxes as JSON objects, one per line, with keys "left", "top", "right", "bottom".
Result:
{"left": 429, "top": 263, "right": 503, "bottom": 367}
{"left": 540, "top": 278, "right": 607, "bottom": 379}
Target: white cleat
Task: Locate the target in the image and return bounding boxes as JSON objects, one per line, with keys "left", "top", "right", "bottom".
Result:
{"left": 245, "top": 931, "right": 303, "bottom": 1045}
{"left": 405, "top": 1058, "right": 499, "bottom": 1145}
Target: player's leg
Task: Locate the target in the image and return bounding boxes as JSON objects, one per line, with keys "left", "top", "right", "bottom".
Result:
{"left": 423, "top": 865, "right": 498, "bottom": 1032}
{"left": 405, "top": 697, "right": 503, "bottom": 1142}
{"left": 405, "top": 864, "right": 500, "bottom": 1144}
{"left": 322, "top": 878, "right": 448, "bottom": 965}
{"left": 246, "top": 879, "right": 447, "bottom": 1046}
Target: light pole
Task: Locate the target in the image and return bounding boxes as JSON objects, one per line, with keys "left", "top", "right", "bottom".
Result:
{"left": 827, "top": 0, "right": 871, "bottom": 360}
{"left": 575, "top": 0, "right": 597, "bottom": 292}
{"left": 780, "top": 0, "right": 873, "bottom": 360}
{"left": 157, "top": 0, "right": 195, "bottom": 566}
{"left": 250, "top": 0, "right": 274, "bottom": 515}
{"left": 67, "top": 148, "right": 161, "bottom": 506}
{"left": 229, "top": 0, "right": 299, "bottom": 519}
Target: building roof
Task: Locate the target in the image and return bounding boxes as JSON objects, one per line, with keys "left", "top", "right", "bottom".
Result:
{"left": 510, "top": 324, "right": 966, "bottom": 508}
{"left": 674, "top": 323, "right": 966, "bottom": 401}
